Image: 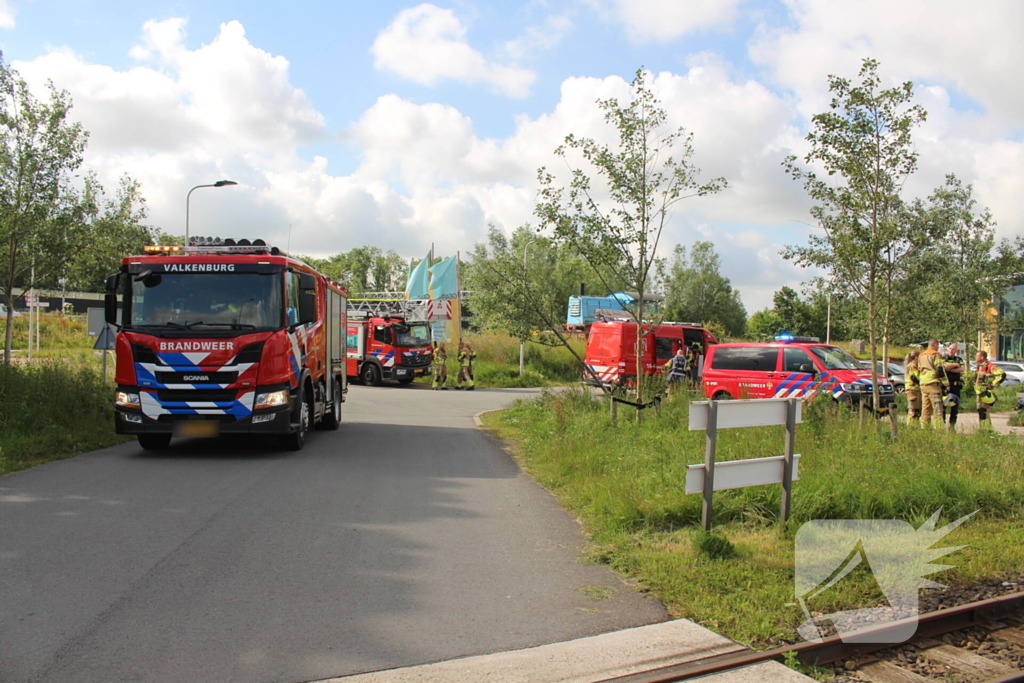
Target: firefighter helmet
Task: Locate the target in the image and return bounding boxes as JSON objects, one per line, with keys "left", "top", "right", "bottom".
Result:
{"left": 979, "top": 389, "right": 997, "bottom": 406}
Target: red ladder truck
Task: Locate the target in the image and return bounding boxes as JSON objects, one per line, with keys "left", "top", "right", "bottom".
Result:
{"left": 104, "top": 237, "right": 347, "bottom": 451}
{"left": 345, "top": 298, "right": 433, "bottom": 385}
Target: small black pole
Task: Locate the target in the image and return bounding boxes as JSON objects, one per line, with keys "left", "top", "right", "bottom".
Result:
{"left": 702, "top": 401, "right": 719, "bottom": 531}
{"left": 781, "top": 398, "right": 796, "bottom": 523}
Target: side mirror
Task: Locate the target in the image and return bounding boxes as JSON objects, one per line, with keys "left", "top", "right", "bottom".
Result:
{"left": 298, "top": 292, "right": 316, "bottom": 325}
{"left": 799, "top": 364, "right": 816, "bottom": 374}
{"left": 294, "top": 272, "right": 317, "bottom": 326}
{"left": 104, "top": 274, "right": 119, "bottom": 326}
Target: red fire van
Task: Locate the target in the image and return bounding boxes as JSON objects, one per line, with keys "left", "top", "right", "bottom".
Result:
{"left": 701, "top": 336, "right": 895, "bottom": 409}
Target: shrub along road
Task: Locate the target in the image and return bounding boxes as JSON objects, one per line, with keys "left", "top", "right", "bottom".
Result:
{"left": 0, "top": 385, "right": 666, "bottom": 683}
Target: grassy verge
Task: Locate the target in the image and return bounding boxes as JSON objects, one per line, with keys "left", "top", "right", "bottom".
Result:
{"left": 0, "top": 361, "right": 130, "bottom": 477}
{"left": 415, "top": 333, "right": 586, "bottom": 388}
{"left": 0, "top": 313, "right": 128, "bottom": 477}
{"left": 484, "top": 389, "right": 1024, "bottom": 646}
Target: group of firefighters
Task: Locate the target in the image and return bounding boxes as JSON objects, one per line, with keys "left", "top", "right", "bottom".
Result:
{"left": 904, "top": 339, "right": 1006, "bottom": 430}
{"left": 664, "top": 342, "right": 703, "bottom": 394}
{"left": 431, "top": 341, "right": 477, "bottom": 390}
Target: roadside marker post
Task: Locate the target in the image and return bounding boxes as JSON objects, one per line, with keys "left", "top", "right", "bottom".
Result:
{"left": 688, "top": 398, "right": 801, "bottom": 531}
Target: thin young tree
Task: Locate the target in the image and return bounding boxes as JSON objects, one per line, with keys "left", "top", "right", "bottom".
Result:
{"left": 782, "top": 58, "right": 926, "bottom": 411}
{"left": 536, "top": 68, "right": 726, "bottom": 403}
{"left": 0, "top": 53, "right": 88, "bottom": 364}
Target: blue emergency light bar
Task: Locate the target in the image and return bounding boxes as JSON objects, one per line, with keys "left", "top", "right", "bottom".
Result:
{"left": 775, "top": 334, "right": 821, "bottom": 343}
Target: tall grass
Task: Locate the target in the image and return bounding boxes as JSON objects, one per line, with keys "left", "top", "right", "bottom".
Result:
{"left": 461, "top": 333, "right": 585, "bottom": 387}
{"left": 490, "top": 390, "right": 1024, "bottom": 643}
{"left": 0, "top": 359, "right": 127, "bottom": 476}
{"left": 501, "top": 390, "right": 1023, "bottom": 534}
{"left": 1, "top": 313, "right": 125, "bottom": 474}
{"left": 1, "top": 313, "right": 100, "bottom": 356}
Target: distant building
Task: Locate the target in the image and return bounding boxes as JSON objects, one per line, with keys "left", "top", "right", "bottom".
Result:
{"left": 994, "top": 281, "right": 1024, "bottom": 362}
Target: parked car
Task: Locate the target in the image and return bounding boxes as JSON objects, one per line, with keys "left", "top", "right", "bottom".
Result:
{"left": 0, "top": 303, "right": 21, "bottom": 318}
{"left": 993, "top": 362, "right": 1024, "bottom": 386}
{"left": 967, "top": 360, "right": 1021, "bottom": 386}
{"left": 858, "top": 360, "right": 906, "bottom": 393}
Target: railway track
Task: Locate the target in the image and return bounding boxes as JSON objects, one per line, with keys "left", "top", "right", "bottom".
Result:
{"left": 598, "top": 592, "right": 1024, "bottom": 683}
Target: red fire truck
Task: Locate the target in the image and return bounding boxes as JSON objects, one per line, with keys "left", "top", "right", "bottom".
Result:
{"left": 583, "top": 319, "right": 718, "bottom": 387}
{"left": 104, "top": 237, "right": 348, "bottom": 451}
{"left": 345, "top": 300, "right": 433, "bottom": 385}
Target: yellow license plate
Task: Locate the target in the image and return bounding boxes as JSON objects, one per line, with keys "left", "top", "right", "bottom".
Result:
{"left": 173, "top": 421, "right": 221, "bottom": 438}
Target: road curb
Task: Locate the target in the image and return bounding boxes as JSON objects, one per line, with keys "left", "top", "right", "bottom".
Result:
{"left": 473, "top": 409, "right": 501, "bottom": 428}
{"left": 316, "top": 619, "right": 813, "bottom": 682}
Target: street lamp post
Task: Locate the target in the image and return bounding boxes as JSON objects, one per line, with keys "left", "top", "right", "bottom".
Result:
{"left": 185, "top": 180, "right": 238, "bottom": 244}
{"left": 520, "top": 238, "right": 539, "bottom": 376}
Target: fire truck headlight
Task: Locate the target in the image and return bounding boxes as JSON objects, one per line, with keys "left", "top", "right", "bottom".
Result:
{"left": 255, "top": 390, "right": 289, "bottom": 409}
{"left": 116, "top": 391, "right": 141, "bottom": 409}
{"left": 840, "top": 383, "right": 862, "bottom": 392}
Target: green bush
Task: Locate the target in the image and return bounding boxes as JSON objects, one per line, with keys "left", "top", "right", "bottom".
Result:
{"left": 693, "top": 531, "right": 736, "bottom": 560}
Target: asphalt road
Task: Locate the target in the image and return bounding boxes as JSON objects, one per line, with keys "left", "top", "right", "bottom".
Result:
{"left": 0, "top": 383, "right": 666, "bottom": 683}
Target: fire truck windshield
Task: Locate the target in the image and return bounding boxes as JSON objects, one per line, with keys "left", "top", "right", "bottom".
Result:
{"left": 129, "top": 272, "right": 282, "bottom": 330}
{"left": 395, "top": 323, "right": 431, "bottom": 347}
{"left": 809, "top": 345, "right": 862, "bottom": 371}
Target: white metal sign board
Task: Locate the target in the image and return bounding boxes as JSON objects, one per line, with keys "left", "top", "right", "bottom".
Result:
{"left": 427, "top": 299, "right": 452, "bottom": 321}
{"left": 686, "top": 454, "right": 802, "bottom": 494}
{"left": 689, "top": 398, "right": 803, "bottom": 431}
{"left": 87, "top": 308, "right": 106, "bottom": 336}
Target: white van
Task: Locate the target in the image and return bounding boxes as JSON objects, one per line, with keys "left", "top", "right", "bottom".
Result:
{"left": 0, "top": 303, "right": 21, "bottom": 318}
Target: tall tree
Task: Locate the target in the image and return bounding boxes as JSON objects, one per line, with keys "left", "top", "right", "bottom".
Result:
{"left": 303, "top": 246, "right": 407, "bottom": 295}
{"left": 62, "top": 173, "right": 152, "bottom": 293}
{"left": 536, "top": 68, "right": 726, "bottom": 400}
{"left": 466, "top": 224, "right": 624, "bottom": 342}
{"left": 907, "top": 175, "right": 1000, "bottom": 351}
{"left": 747, "top": 308, "right": 784, "bottom": 340}
{"left": 771, "top": 286, "right": 813, "bottom": 337}
{"left": 782, "top": 58, "right": 926, "bottom": 408}
{"left": 660, "top": 241, "right": 746, "bottom": 336}
{"left": 0, "top": 53, "right": 88, "bottom": 362}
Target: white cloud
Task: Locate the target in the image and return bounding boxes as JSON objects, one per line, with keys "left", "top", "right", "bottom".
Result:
{"left": 10, "top": 10, "right": 1020, "bottom": 314}
{"left": 751, "top": 0, "right": 1024, "bottom": 128}
{"left": 0, "top": 0, "right": 14, "bottom": 29}
{"left": 371, "top": 3, "right": 536, "bottom": 98}
{"left": 501, "top": 12, "right": 573, "bottom": 61}
{"left": 588, "top": 0, "right": 743, "bottom": 43}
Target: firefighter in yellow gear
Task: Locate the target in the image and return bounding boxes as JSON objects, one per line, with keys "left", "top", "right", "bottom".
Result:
{"left": 973, "top": 350, "right": 1005, "bottom": 429}
{"left": 916, "top": 339, "right": 947, "bottom": 427}
{"left": 432, "top": 343, "right": 448, "bottom": 390}
{"left": 456, "top": 341, "right": 476, "bottom": 390}
{"left": 903, "top": 350, "right": 921, "bottom": 422}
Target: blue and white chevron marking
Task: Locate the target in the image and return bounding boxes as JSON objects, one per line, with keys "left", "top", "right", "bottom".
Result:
{"left": 140, "top": 391, "right": 255, "bottom": 420}
{"left": 372, "top": 349, "right": 396, "bottom": 367}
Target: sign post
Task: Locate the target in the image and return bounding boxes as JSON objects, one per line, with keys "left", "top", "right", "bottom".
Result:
{"left": 689, "top": 397, "right": 802, "bottom": 530}
{"left": 702, "top": 401, "right": 718, "bottom": 531}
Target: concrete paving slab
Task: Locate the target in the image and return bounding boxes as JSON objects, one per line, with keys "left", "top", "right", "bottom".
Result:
{"left": 317, "top": 619, "right": 813, "bottom": 683}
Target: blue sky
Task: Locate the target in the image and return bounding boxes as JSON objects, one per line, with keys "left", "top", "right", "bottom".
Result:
{"left": 1, "top": 0, "right": 1021, "bottom": 311}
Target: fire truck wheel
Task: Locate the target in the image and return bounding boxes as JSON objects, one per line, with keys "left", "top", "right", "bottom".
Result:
{"left": 138, "top": 433, "right": 171, "bottom": 451}
{"left": 283, "top": 388, "right": 311, "bottom": 451}
{"left": 712, "top": 391, "right": 733, "bottom": 401}
{"left": 319, "top": 379, "right": 342, "bottom": 430}
{"left": 360, "top": 363, "right": 382, "bottom": 387}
